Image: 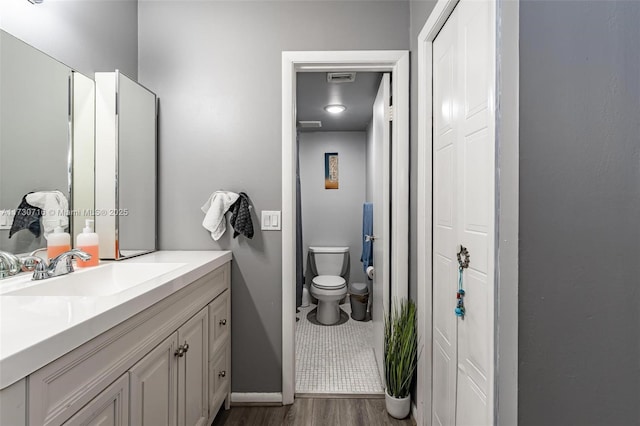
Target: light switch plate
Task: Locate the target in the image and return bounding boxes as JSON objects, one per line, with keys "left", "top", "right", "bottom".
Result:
{"left": 261, "top": 210, "right": 281, "bottom": 231}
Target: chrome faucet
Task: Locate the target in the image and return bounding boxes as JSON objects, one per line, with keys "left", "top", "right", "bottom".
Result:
{"left": 0, "top": 251, "right": 22, "bottom": 279}
{"left": 32, "top": 249, "right": 92, "bottom": 281}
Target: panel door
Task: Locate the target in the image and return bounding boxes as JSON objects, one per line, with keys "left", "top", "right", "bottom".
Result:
{"left": 432, "top": 1, "right": 495, "bottom": 425}
{"left": 129, "top": 333, "right": 178, "bottom": 426}
{"left": 454, "top": 1, "right": 495, "bottom": 425}
{"left": 432, "top": 7, "right": 460, "bottom": 426}
{"left": 63, "top": 373, "right": 129, "bottom": 426}
{"left": 177, "top": 308, "right": 209, "bottom": 426}
{"left": 372, "top": 73, "right": 391, "bottom": 381}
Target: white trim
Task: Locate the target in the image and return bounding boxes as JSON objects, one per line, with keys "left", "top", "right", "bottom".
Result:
{"left": 230, "top": 393, "right": 283, "bottom": 404}
{"left": 282, "top": 50, "right": 410, "bottom": 406}
{"left": 416, "top": 0, "right": 518, "bottom": 425}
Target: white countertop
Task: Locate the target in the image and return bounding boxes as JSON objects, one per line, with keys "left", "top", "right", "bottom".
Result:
{"left": 0, "top": 250, "right": 232, "bottom": 389}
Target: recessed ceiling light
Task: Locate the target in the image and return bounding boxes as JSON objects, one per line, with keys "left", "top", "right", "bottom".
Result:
{"left": 324, "top": 104, "right": 346, "bottom": 114}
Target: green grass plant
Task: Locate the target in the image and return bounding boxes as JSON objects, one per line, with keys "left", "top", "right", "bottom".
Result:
{"left": 384, "top": 298, "right": 418, "bottom": 399}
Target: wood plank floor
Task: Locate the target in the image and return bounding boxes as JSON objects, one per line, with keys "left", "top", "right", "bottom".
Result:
{"left": 212, "top": 398, "right": 416, "bottom": 426}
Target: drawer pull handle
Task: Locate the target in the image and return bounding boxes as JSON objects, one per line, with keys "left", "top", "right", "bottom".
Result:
{"left": 175, "top": 342, "right": 189, "bottom": 357}
{"left": 219, "top": 319, "right": 227, "bottom": 326}
{"left": 218, "top": 370, "right": 226, "bottom": 378}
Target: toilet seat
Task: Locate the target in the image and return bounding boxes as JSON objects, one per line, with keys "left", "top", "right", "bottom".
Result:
{"left": 312, "top": 275, "right": 346, "bottom": 290}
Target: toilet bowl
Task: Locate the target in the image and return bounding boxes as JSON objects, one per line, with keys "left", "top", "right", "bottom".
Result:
{"left": 306, "top": 246, "right": 350, "bottom": 325}
{"left": 310, "top": 275, "right": 348, "bottom": 325}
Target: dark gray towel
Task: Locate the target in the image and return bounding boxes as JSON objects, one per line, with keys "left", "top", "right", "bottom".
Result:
{"left": 9, "top": 194, "right": 42, "bottom": 238}
{"left": 229, "top": 192, "right": 254, "bottom": 239}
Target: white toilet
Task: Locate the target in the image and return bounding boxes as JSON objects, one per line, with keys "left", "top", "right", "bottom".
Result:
{"left": 307, "top": 246, "right": 349, "bottom": 325}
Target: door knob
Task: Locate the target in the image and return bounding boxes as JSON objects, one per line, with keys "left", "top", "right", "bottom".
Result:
{"left": 219, "top": 319, "right": 227, "bottom": 326}
{"left": 364, "top": 234, "right": 376, "bottom": 242}
{"left": 218, "top": 370, "right": 226, "bottom": 378}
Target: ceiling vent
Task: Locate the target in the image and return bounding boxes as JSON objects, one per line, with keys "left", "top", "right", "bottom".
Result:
{"left": 327, "top": 72, "right": 356, "bottom": 83}
{"left": 298, "top": 120, "right": 322, "bottom": 128}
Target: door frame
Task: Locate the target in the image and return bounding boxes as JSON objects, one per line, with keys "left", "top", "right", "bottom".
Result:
{"left": 416, "top": 0, "right": 519, "bottom": 424}
{"left": 281, "top": 50, "right": 410, "bottom": 405}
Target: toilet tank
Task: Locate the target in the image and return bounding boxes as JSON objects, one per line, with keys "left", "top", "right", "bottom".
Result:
{"left": 308, "top": 246, "right": 349, "bottom": 276}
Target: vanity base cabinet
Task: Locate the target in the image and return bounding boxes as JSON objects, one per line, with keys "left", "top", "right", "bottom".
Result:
{"left": 63, "top": 374, "right": 129, "bottom": 426}
{"left": 11, "top": 261, "right": 231, "bottom": 426}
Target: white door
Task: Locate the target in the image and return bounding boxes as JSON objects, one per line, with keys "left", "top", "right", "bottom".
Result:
{"left": 432, "top": 8, "right": 460, "bottom": 425}
{"left": 432, "top": 1, "right": 495, "bottom": 425}
{"left": 372, "top": 73, "right": 391, "bottom": 381}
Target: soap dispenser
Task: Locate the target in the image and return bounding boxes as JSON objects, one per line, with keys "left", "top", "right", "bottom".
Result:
{"left": 76, "top": 219, "right": 99, "bottom": 268}
{"left": 47, "top": 221, "right": 71, "bottom": 259}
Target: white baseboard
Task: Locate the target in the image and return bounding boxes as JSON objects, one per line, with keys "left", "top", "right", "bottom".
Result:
{"left": 230, "top": 392, "right": 283, "bottom": 405}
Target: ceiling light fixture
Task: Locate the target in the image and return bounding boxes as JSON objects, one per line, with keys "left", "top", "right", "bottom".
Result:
{"left": 27, "top": 0, "right": 44, "bottom": 4}
{"left": 324, "top": 104, "right": 346, "bottom": 114}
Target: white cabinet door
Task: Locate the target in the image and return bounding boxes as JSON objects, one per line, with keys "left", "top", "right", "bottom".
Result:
{"left": 63, "top": 374, "right": 129, "bottom": 426}
{"left": 177, "top": 308, "right": 209, "bottom": 426}
{"left": 129, "top": 333, "right": 179, "bottom": 426}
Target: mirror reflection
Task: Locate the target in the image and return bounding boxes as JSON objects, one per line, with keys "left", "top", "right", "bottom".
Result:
{"left": 0, "top": 30, "right": 73, "bottom": 254}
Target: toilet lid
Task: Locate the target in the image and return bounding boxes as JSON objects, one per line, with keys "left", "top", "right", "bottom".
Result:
{"left": 312, "top": 275, "right": 346, "bottom": 290}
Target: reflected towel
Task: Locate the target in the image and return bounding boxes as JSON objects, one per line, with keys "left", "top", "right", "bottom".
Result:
{"left": 9, "top": 194, "right": 42, "bottom": 238}
{"left": 25, "top": 191, "right": 69, "bottom": 238}
{"left": 201, "top": 191, "right": 240, "bottom": 240}
{"left": 361, "top": 202, "right": 373, "bottom": 273}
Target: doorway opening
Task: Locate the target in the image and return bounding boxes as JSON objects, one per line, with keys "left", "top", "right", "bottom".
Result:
{"left": 295, "top": 71, "right": 384, "bottom": 396}
{"left": 281, "top": 51, "right": 410, "bottom": 405}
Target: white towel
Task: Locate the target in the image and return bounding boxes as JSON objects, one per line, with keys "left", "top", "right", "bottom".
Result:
{"left": 26, "top": 191, "right": 69, "bottom": 239}
{"left": 201, "top": 191, "right": 239, "bottom": 241}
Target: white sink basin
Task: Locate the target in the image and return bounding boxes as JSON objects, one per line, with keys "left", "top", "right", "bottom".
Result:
{"left": 2, "top": 262, "right": 187, "bottom": 297}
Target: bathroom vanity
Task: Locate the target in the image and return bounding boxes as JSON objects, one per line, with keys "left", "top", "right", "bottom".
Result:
{"left": 0, "top": 250, "right": 231, "bottom": 426}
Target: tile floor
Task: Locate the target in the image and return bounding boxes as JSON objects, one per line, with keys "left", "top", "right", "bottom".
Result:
{"left": 295, "top": 299, "right": 384, "bottom": 395}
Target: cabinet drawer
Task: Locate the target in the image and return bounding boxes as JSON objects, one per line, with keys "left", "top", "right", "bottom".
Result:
{"left": 63, "top": 373, "right": 129, "bottom": 426}
{"left": 208, "top": 345, "right": 229, "bottom": 413}
{"left": 208, "top": 290, "right": 230, "bottom": 359}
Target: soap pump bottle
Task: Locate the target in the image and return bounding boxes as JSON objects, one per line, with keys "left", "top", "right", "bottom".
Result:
{"left": 76, "top": 219, "right": 99, "bottom": 268}
{"left": 47, "top": 221, "right": 71, "bottom": 259}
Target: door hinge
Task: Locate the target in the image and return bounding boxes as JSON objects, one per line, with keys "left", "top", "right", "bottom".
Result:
{"left": 387, "top": 105, "right": 394, "bottom": 122}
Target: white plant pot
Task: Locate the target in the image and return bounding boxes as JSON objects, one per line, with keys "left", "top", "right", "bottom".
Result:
{"left": 385, "top": 389, "right": 411, "bottom": 419}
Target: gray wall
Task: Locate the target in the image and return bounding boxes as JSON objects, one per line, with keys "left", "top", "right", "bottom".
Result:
{"left": 138, "top": 0, "right": 410, "bottom": 393}
{"left": 0, "top": 0, "right": 138, "bottom": 78}
{"left": 409, "top": 1, "right": 438, "bottom": 301}
{"left": 519, "top": 1, "right": 640, "bottom": 425}
{"left": 299, "top": 132, "right": 367, "bottom": 284}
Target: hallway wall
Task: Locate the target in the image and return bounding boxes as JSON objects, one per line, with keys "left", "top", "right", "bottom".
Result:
{"left": 518, "top": 1, "right": 640, "bottom": 425}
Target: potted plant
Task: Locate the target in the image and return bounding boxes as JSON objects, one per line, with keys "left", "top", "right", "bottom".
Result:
{"left": 384, "top": 298, "right": 418, "bottom": 419}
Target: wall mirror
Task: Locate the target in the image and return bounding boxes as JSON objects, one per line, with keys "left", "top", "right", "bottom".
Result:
{"left": 0, "top": 30, "right": 95, "bottom": 254}
{"left": 0, "top": 30, "right": 157, "bottom": 260}
{"left": 95, "top": 71, "right": 157, "bottom": 259}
